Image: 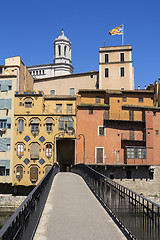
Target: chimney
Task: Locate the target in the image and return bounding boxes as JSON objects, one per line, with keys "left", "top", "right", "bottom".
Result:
{"left": 138, "top": 85, "right": 140, "bottom": 90}
{"left": 145, "top": 85, "right": 146, "bottom": 90}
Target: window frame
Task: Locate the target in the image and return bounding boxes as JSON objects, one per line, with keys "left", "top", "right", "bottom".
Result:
{"left": 45, "top": 144, "right": 52, "bottom": 158}
{"left": 95, "top": 147, "right": 104, "bottom": 164}
{"left": 17, "top": 144, "right": 24, "bottom": 158}
{"left": 120, "top": 67, "right": 124, "bottom": 77}
{"left": 98, "top": 126, "right": 105, "bottom": 136}
{"left": 105, "top": 68, "right": 109, "bottom": 78}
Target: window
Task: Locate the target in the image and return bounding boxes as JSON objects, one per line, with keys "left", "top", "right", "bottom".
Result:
{"left": 30, "top": 143, "right": 39, "bottom": 159}
{"left": 25, "top": 98, "right": 32, "bottom": 108}
{"left": 0, "top": 120, "right": 7, "bottom": 129}
{"left": 50, "top": 90, "right": 55, "bottom": 95}
{"left": 45, "top": 144, "right": 52, "bottom": 158}
{"left": 16, "top": 166, "right": 23, "bottom": 182}
{"left": 56, "top": 104, "right": 62, "bottom": 113}
{"left": 45, "top": 118, "right": 53, "bottom": 132}
{"left": 19, "top": 102, "right": 22, "bottom": 106}
{"left": 58, "top": 45, "right": 61, "bottom": 56}
{"left": 0, "top": 68, "right": 2, "bottom": 74}
{"left": 96, "top": 97, "right": 101, "bottom": 103}
{"left": 90, "top": 75, "right": 93, "bottom": 78}
{"left": 105, "top": 54, "right": 109, "bottom": 63}
{"left": 105, "top": 68, "right": 109, "bottom": 78}
{"left": 45, "top": 165, "right": 52, "bottom": 175}
{"left": 0, "top": 167, "right": 5, "bottom": 176}
{"left": 18, "top": 119, "right": 24, "bottom": 132}
{"left": 153, "top": 112, "right": 156, "bottom": 116}
{"left": 42, "top": 70, "right": 45, "bottom": 75}
{"left": 30, "top": 118, "right": 39, "bottom": 135}
{"left": 155, "top": 130, "right": 159, "bottom": 135}
{"left": 122, "top": 97, "right": 127, "bottom": 102}
{"left": 64, "top": 46, "right": 66, "bottom": 56}
{"left": 89, "top": 109, "right": 93, "bottom": 114}
{"left": 120, "top": 67, "right": 124, "bottom": 77}
{"left": 67, "top": 104, "right": 72, "bottom": 113}
{"left": 98, "top": 126, "right": 105, "bottom": 136}
{"left": 30, "top": 166, "right": 38, "bottom": 183}
{"left": 120, "top": 53, "right": 124, "bottom": 62}
{"left": 139, "top": 98, "right": 143, "bottom": 102}
{"left": 0, "top": 138, "right": 11, "bottom": 152}
{"left": 69, "top": 88, "right": 75, "bottom": 95}
{"left": 96, "top": 148, "right": 104, "bottom": 164}
{"left": 17, "top": 144, "right": 24, "bottom": 158}
{"left": 8, "top": 85, "right": 12, "bottom": 90}
{"left": 59, "top": 116, "right": 74, "bottom": 131}
{"left": 127, "top": 147, "right": 146, "bottom": 159}
{"left": 36, "top": 71, "right": 38, "bottom": 75}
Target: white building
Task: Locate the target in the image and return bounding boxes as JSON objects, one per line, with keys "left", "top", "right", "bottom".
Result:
{"left": 27, "top": 30, "right": 74, "bottom": 79}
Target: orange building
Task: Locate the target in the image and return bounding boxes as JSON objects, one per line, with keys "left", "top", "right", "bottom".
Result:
{"left": 76, "top": 89, "right": 160, "bottom": 179}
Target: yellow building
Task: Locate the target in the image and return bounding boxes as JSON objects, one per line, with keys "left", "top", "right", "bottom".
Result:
{"left": 0, "top": 57, "right": 33, "bottom": 184}
{"left": 13, "top": 91, "right": 77, "bottom": 186}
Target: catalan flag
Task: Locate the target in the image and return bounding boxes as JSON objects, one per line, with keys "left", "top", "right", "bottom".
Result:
{"left": 109, "top": 25, "right": 123, "bottom": 35}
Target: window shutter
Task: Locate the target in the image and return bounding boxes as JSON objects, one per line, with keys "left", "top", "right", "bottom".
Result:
{"left": 30, "top": 143, "right": 39, "bottom": 159}
{"left": 96, "top": 148, "right": 103, "bottom": 163}
{"left": 0, "top": 99, "right": 12, "bottom": 109}
{"left": 67, "top": 104, "right": 72, "bottom": 113}
{"left": 56, "top": 104, "right": 62, "bottom": 113}
{"left": 30, "top": 166, "right": 38, "bottom": 182}
{"left": 0, "top": 138, "right": 10, "bottom": 151}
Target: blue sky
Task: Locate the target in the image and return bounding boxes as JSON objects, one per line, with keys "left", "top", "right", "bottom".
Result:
{"left": 0, "top": 0, "right": 159, "bottom": 89}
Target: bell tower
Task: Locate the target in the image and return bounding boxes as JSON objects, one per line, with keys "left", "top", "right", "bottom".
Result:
{"left": 53, "top": 29, "right": 73, "bottom": 76}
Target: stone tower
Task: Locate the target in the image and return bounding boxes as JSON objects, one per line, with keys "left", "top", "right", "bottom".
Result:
{"left": 54, "top": 29, "right": 74, "bottom": 76}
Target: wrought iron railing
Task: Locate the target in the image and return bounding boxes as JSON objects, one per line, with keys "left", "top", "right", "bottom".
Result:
{"left": 0, "top": 164, "right": 59, "bottom": 240}
{"left": 72, "top": 164, "right": 160, "bottom": 240}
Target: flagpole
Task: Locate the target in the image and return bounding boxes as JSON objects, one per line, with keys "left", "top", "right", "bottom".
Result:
{"left": 122, "top": 24, "right": 124, "bottom": 45}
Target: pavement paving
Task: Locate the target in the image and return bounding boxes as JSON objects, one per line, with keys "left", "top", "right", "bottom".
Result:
{"left": 33, "top": 172, "right": 126, "bottom": 240}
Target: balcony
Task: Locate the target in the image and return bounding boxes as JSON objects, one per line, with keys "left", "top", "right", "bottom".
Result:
{"left": 121, "top": 132, "right": 146, "bottom": 142}
{"left": 103, "top": 111, "right": 145, "bottom": 123}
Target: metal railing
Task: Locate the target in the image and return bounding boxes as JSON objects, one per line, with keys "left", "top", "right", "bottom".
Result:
{"left": 72, "top": 164, "right": 160, "bottom": 240}
{"left": 0, "top": 164, "right": 59, "bottom": 240}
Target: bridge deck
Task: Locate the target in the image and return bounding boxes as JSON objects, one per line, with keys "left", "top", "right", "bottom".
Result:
{"left": 33, "top": 172, "right": 126, "bottom": 240}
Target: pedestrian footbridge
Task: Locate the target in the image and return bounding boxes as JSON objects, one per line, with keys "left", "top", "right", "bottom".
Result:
{"left": 34, "top": 172, "right": 125, "bottom": 240}
{"left": 0, "top": 164, "right": 160, "bottom": 240}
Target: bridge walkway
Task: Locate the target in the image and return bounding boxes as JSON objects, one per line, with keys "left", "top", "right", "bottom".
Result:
{"left": 33, "top": 172, "right": 126, "bottom": 240}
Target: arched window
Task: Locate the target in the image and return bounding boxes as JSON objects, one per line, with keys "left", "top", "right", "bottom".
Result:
{"left": 45, "top": 118, "right": 53, "bottom": 132}
{"left": 30, "top": 166, "right": 38, "bottom": 183}
{"left": 18, "top": 119, "right": 24, "bottom": 132}
{"left": 25, "top": 98, "right": 32, "bottom": 108}
{"left": 64, "top": 46, "right": 66, "bottom": 56}
{"left": 16, "top": 166, "right": 23, "bottom": 182}
{"left": 17, "top": 144, "right": 24, "bottom": 158}
{"left": 30, "top": 143, "right": 39, "bottom": 159}
{"left": 58, "top": 45, "right": 61, "bottom": 56}
{"left": 45, "top": 144, "right": 52, "bottom": 158}
{"left": 30, "top": 118, "right": 39, "bottom": 136}
{"left": 45, "top": 165, "right": 52, "bottom": 175}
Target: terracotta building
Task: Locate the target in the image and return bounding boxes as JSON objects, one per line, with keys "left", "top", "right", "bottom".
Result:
{"left": 76, "top": 88, "right": 160, "bottom": 179}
